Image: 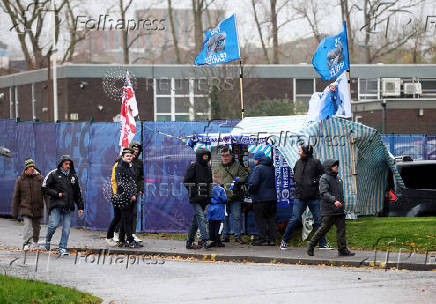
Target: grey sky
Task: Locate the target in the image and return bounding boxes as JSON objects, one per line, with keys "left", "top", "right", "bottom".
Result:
{"left": 0, "top": 0, "right": 434, "bottom": 60}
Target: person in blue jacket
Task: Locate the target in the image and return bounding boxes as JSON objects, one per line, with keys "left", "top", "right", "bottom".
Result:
{"left": 206, "top": 175, "right": 228, "bottom": 248}
{"left": 248, "top": 151, "right": 277, "bottom": 246}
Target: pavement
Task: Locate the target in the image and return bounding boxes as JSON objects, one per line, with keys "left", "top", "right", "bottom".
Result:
{"left": 1, "top": 218, "right": 435, "bottom": 271}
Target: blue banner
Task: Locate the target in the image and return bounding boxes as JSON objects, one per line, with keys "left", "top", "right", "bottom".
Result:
{"left": 312, "top": 22, "right": 350, "bottom": 81}
{"left": 194, "top": 15, "right": 240, "bottom": 65}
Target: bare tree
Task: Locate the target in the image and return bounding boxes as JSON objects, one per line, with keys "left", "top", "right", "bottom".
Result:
{"left": 292, "top": 0, "right": 323, "bottom": 43}
{"left": 0, "top": 0, "right": 68, "bottom": 69}
{"left": 251, "top": 0, "right": 270, "bottom": 63}
{"left": 192, "top": 0, "right": 217, "bottom": 54}
{"left": 61, "top": 0, "right": 90, "bottom": 63}
{"left": 353, "top": 0, "right": 426, "bottom": 63}
{"left": 167, "top": 0, "right": 181, "bottom": 64}
{"left": 339, "top": 0, "right": 354, "bottom": 55}
{"left": 250, "top": 0, "right": 295, "bottom": 64}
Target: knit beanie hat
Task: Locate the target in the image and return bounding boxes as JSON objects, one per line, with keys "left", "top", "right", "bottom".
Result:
{"left": 25, "top": 158, "right": 35, "bottom": 168}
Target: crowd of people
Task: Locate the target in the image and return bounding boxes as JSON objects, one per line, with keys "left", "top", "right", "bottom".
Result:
{"left": 11, "top": 141, "right": 354, "bottom": 257}
{"left": 182, "top": 144, "right": 355, "bottom": 257}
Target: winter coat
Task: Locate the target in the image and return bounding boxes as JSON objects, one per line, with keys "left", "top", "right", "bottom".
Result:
{"left": 212, "top": 158, "right": 248, "bottom": 201}
{"left": 248, "top": 157, "right": 277, "bottom": 203}
{"left": 42, "top": 156, "right": 84, "bottom": 212}
{"left": 293, "top": 156, "right": 324, "bottom": 200}
{"left": 111, "top": 159, "right": 137, "bottom": 209}
{"left": 319, "top": 159, "right": 345, "bottom": 216}
{"left": 207, "top": 184, "right": 227, "bottom": 221}
{"left": 12, "top": 169, "right": 45, "bottom": 218}
{"left": 129, "top": 142, "right": 144, "bottom": 193}
{"left": 184, "top": 149, "right": 212, "bottom": 207}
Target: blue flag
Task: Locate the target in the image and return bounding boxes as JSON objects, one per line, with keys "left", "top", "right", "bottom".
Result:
{"left": 312, "top": 22, "right": 350, "bottom": 81}
{"left": 194, "top": 15, "right": 240, "bottom": 65}
{"left": 306, "top": 72, "right": 352, "bottom": 122}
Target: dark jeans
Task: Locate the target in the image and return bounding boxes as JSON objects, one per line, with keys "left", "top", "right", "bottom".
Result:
{"left": 222, "top": 200, "right": 242, "bottom": 239}
{"left": 119, "top": 202, "right": 135, "bottom": 243}
{"left": 208, "top": 220, "right": 222, "bottom": 243}
{"left": 311, "top": 214, "right": 347, "bottom": 251}
{"left": 253, "top": 201, "right": 277, "bottom": 242}
{"left": 187, "top": 203, "right": 209, "bottom": 244}
{"left": 115, "top": 199, "right": 138, "bottom": 234}
{"left": 107, "top": 206, "right": 121, "bottom": 239}
{"left": 282, "top": 198, "right": 327, "bottom": 247}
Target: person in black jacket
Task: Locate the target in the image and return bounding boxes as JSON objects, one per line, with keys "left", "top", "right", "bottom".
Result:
{"left": 129, "top": 141, "right": 144, "bottom": 243}
{"left": 184, "top": 149, "right": 212, "bottom": 249}
{"left": 42, "top": 155, "right": 84, "bottom": 255}
{"left": 107, "top": 147, "right": 143, "bottom": 248}
{"left": 248, "top": 151, "right": 277, "bottom": 246}
{"left": 307, "top": 159, "right": 355, "bottom": 256}
{"left": 280, "top": 145, "right": 331, "bottom": 250}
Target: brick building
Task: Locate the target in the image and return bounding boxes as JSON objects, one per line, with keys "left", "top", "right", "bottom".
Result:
{"left": 0, "top": 64, "right": 435, "bottom": 133}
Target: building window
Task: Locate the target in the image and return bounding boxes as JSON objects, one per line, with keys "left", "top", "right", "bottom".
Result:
{"left": 154, "top": 78, "right": 211, "bottom": 121}
{"left": 358, "top": 78, "right": 379, "bottom": 100}
{"left": 294, "top": 78, "right": 316, "bottom": 114}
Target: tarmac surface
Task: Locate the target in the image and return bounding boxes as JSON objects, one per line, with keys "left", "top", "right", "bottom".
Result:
{"left": 1, "top": 219, "right": 435, "bottom": 303}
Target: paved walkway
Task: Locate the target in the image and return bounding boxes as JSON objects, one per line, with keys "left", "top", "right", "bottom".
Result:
{"left": 1, "top": 219, "right": 434, "bottom": 271}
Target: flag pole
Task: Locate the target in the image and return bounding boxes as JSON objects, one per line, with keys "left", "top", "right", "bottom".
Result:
{"left": 344, "top": 20, "right": 357, "bottom": 196}
{"left": 239, "top": 60, "right": 244, "bottom": 119}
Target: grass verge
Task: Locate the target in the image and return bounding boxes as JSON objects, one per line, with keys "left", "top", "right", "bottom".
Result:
{"left": 0, "top": 274, "right": 102, "bottom": 304}
{"left": 138, "top": 217, "right": 436, "bottom": 253}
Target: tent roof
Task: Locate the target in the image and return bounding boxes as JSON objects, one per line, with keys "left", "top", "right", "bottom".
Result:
{"left": 230, "top": 115, "right": 310, "bottom": 137}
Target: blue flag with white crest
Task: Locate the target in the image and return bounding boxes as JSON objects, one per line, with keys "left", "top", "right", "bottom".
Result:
{"left": 194, "top": 15, "right": 240, "bottom": 65}
{"left": 312, "top": 22, "right": 350, "bottom": 81}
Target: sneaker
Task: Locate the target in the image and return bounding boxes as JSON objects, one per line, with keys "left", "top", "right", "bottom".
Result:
{"left": 23, "top": 244, "right": 31, "bottom": 251}
{"left": 198, "top": 240, "right": 209, "bottom": 249}
{"left": 251, "top": 240, "right": 268, "bottom": 246}
{"left": 128, "top": 241, "right": 144, "bottom": 248}
{"left": 59, "top": 248, "right": 69, "bottom": 256}
{"left": 319, "top": 243, "right": 334, "bottom": 250}
{"left": 222, "top": 237, "right": 230, "bottom": 243}
{"left": 338, "top": 249, "right": 355, "bottom": 256}
{"left": 307, "top": 242, "right": 314, "bottom": 256}
{"left": 279, "top": 240, "right": 288, "bottom": 250}
{"left": 216, "top": 242, "right": 225, "bottom": 248}
{"left": 186, "top": 242, "right": 201, "bottom": 249}
{"left": 113, "top": 232, "right": 120, "bottom": 242}
{"left": 267, "top": 241, "right": 276, "bottom": 246}
{"left": 105, "top": 238, "right": 117, "bottom": 247}
{"left": 205, "top": 241, "right": 216, "bottom": 249}
{"left": 132, "top": 234, "right": 143, "bottom": 243}
{"left": 235, "top": 238, "right": 247, "bottom": 244}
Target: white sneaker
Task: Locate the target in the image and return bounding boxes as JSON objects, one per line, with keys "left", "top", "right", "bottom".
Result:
{"left": 319, "top": 243, "right": 334, "bottom": 250}
{"left": 279, "top": 240, "right": 288, "bottom": 250}
{"left": 113, "top": 232, "right": 120, "bottom": 242}
{"left": 105, "top": 238, "right": 117, "bottom": 247}
{"left": 132, "top": 234, "right": 143, "bottom": 243}
{"left": 23, "top": 244, "right": 31, "bottom": 251}
{"left": 59, "top": 248, "right": 69, "bottom": 256}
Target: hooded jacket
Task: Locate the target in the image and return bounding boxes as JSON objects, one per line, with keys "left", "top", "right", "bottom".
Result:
{"left": 207, "top": 184, "right": 227, "bottom": 221}
{"left": 293, "top": 154, "right": 324, "bottom": 200}
{"left": 184, "top": 149, "right": 212, "bottom": 206}
{"left": 42, "top": 155, "right": 84, "bottom": 212}
{"left": 12, "top": 168, "right": 45, "bottom": 218}
{"left": 319, "top": 159, "right": 345, "bottom": 216}
{"left": 129, "top": 141, "right": 144, "bottom": 193}
{"left": 248, "top": 157, "right": 277, "bottom": 203}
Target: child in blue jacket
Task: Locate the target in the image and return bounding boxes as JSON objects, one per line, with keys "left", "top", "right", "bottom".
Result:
{"left": 207, "top": 176, "right": 227, "bottom": 248}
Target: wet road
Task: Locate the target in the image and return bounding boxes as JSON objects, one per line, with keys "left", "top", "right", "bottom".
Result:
{"left": 0, "top": 250, "right": 434, "bottom": 304}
